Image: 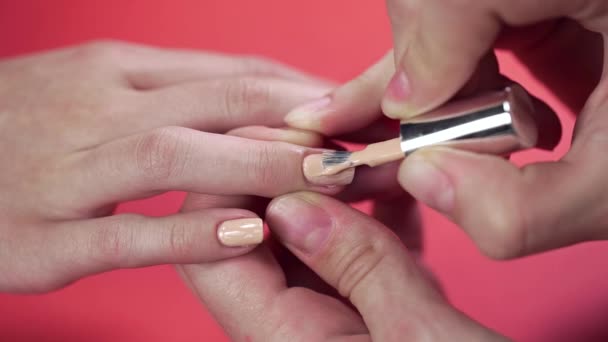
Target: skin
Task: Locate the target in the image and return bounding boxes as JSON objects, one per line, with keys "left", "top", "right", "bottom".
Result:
{"left": 0, "top": 40, "right": 361, "bottom": 293}
{"left": 285, "top": 1, "right": 608, "bottom": 259}
{"left": 179, "top": 192, "right": 505, "bottom": 341}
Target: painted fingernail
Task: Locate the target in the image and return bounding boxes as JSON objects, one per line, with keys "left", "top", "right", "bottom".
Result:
{"left": 302, "top": 154, "right": 355, "bottom": 186}
{"left": 217, "top": 218, "right": 264, "bottom": 247}
{"left": 268, "top": 193, "right": 332, "bottom": 255}
{"left": 398, "top": 152, "right": 454, "bottom": 215}
{"left": 284, "top": 96, "right": 332, "bottom": 130}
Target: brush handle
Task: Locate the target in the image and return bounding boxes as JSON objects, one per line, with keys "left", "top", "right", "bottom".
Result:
{"left": 399, "top": 84, "right": 538, "bottom": 155}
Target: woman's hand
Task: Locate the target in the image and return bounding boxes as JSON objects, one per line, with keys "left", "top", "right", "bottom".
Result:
{"left": 285, "top": 1, "right": 606, "bottom": 259}
{"left": 179, "top": 192, "right": 506, "bottom": 342}
{"left": 0, "top": 41, "right": 355, "bottom": 293}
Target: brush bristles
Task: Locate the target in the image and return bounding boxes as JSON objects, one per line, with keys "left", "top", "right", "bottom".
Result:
{"left": 322, "top": 151, "right": 352, "bottom": 168}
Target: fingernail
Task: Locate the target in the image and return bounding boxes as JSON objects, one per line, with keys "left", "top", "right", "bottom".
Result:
{"left": 268, "top": 194, "right": 333, "bottom": 254}
{"left": 217, "top": 218, "right": 264, "bottom": 247}
{"left": 386, "top": 71, "right": 410, "bottom": 101}
{"left": 284, "top": 96, "right": 332, "bottom": 130}
{"left": 382, "top": 71, "right": 417, "bottom": 119}
{"left": 398, "top": 152, "right": 454, "bottom": 214}
{"left": 302, "top": 154, "right": 355, "bottom": 186}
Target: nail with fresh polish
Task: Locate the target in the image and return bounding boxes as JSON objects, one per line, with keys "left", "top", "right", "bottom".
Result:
{"left": 398, "top": 152, "right": 454, "bottom": 214}
{"left": 267, "top": 193, "right": 333, "bottom": 255}
{"left": 217, "top": 218, "right": 264, "bottom": 247}
{"left": 284, "top": 96, "right": 332, "bottom": 130}
{"left": 302, "top": 154, "right": 355, "bottom": 186}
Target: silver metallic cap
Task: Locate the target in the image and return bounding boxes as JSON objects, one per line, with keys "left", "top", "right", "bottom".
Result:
{"left": 400, "top": 84, "right": 538, "bottom": 155}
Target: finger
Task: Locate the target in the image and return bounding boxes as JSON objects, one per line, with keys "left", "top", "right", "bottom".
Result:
{"left": 382, "top": 0, "right": 606, "bottom": 119}
{"left": 332, "top": 116, "right": 400, "bottom": 144}
{"left": 266, "top": 192, "right": 501, "bottom": 340}
{"left": 227, "top": 126, "right": 323, "bottom": 148}
{"left": 180, "top": 244, "right": 369, "bottom": 341}
{"left": 181, "top": 193, "right": 339, "bottom": 302}
{"left": 284, "top": 51, "right": 394, "bottom": 135}
{"left": 397, "top": 127, "right": 608, "bottom": 259}
{"left": 76, "top": 41, "right": 328, "bottom": 89}
{"left": 336, "top": 161, "right": 404, "bottom": 203}
{"left": 52, "top": 127, "right": 353, "bottom": 217}
{"left": 130, "top": 77, "right": 331, "bottom": 135}
{"left": 22, "top": 209, "right": 263, "bottom": 292}
{"left": 372, "top": 194, "right": 423, "bottom": 254}
{"left": 179, "top": 124, "right": 322, "bottom": 218}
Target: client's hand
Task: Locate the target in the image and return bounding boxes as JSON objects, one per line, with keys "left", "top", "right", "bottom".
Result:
{"left": 179, "top": 192, "right": 506, "bottom": 342}
{"left": 0, "top": 41, "right": 351, "bottom": 293}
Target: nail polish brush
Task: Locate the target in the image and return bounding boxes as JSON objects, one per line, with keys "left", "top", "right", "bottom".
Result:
{"left": 303, "top": 84, "right": 538, "bottom": 178}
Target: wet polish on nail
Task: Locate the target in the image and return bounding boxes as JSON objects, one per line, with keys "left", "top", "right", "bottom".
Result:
{"left": 217, "top": 218, "right": 264, "bottom": 247}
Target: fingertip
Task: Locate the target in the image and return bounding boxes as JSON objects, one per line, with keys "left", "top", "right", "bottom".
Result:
{"left": 217, "top": 217, "right": 264, "bottom": 248}
{"left": 283, "top": 96, "right": 332, "bottom": 132}
{"left": 266, "top": 192, "right": 334, "bottom": 256}
{"left": 398, "top": 150, "right": 455, "bottom": 215}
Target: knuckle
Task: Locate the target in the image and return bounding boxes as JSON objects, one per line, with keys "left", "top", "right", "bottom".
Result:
{"left": 133, "top": 127, "right": 191, "bottom": 185}
{"left": 244, "top": 142, "right": 296, "bottom": 194}
{"left": 168, "top": 221, "right": 197, "bottom": 259}
{"left": 90, "top": 217, "right": 136, "bottom": 267}
{"left": 223, "top": 78, "right": 272, "bottom": 119}
{"left": 477, "top": 202, "right": 528, "bottom": 260}
{"left": 333, "top": 239, "right": 386, "bottom": 298}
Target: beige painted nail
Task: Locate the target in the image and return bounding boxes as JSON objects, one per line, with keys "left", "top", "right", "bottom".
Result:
{"left": 217, "top": 218, "right": 264, "bottom": 247}
{"left": 302, "top": 154, "right": 355, "bottom": 186}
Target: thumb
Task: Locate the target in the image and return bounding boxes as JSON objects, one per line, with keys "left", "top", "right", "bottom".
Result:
{"left": 398, "top": 143, "right": 608, "bottom": 259}
{"left": 266, "top": 192, "right": 504, "bottom": 341}
{"left": 382, "top": 0, "right": 605, "bottom": 118}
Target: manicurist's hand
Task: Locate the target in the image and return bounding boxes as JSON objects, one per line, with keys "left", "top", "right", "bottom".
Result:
{"left": 0, "top": 41, "right": 354, "bottom": 293}
{"left": 179, "top": 192, "right": 506, "bottom": 342}
{"left": 286, "top": 1, "right": 606, "bottom": 259}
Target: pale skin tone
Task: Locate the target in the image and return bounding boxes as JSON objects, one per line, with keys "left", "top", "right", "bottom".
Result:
{"left": 179, "top": 192, "right": 504, "bottom": 341}
{"left": 175, "top": 1, "right": 608, "bottom": 341}
{"left": 286, "top": 0, "right": 608, "bottom": 258}
{"left": 0, "top": 40, "right": 361, "bottom": 293}
{"left": 6, "top": 1, "right": 607, "bottom": 340}
{"left": 0, "top": 40, "right": 410, "bottom": 294}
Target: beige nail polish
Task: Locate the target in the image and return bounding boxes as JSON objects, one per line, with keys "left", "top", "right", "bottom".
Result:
{"left": 217, "top": 218, "right": 264, "bottom": 247}
{"left": 302, "top": 154, "right": 355, "bottom": 186}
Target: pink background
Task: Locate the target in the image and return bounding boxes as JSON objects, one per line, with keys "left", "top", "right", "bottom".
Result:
{"left": 1, "top": 1, "right": 607, "bottom": 341}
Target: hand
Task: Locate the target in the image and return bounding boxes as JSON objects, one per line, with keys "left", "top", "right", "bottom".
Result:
{"left": 179, "top": 192, "right": 506, "bottom": 341}
{"left": 0, "top": 40, "right": 354, "bottom": 293}
{"left": 284, "top": 2, "right": 606, "bottom": 259}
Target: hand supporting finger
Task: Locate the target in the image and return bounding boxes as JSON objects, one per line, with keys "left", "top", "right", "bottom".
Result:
{"left": 49, "top": 127, "right": 354, "bottom": 217}
{"left": 284, "top": 51, "right": 394, "bottom": 136}
{"left": 266, "top": 192, "right": 503, "bottom": 341}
